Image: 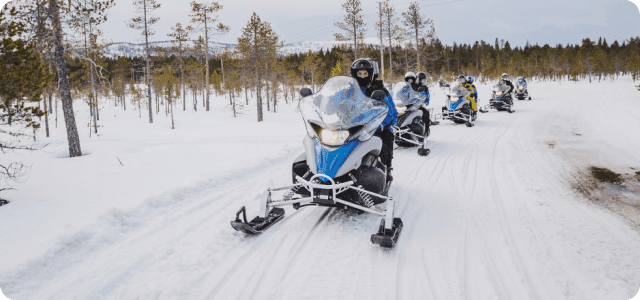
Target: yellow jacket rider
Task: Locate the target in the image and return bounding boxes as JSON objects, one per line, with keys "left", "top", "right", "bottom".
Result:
{"left": 456, "top": 75, "right": 477, "bottom": 115}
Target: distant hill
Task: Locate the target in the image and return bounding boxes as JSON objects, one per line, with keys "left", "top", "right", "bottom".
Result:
{"left": 103, "top": 38, "right": 389, "bottom": 58}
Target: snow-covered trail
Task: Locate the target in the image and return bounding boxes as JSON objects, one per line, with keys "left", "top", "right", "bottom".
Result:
{"left": 2, "top": 80, "right": 640, "bottom": 300}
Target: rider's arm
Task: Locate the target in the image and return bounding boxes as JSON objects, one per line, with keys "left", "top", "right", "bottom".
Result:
{"left": 382, "top": 93, "right": 398, "bottom": 127}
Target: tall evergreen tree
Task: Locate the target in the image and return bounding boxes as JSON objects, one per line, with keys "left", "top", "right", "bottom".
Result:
{"left": 334, "top": 0, "right": 366, "bottom": 60}
{"left": 190, "top": 1, "right": 229, "bottom": 112}
{"left": 237, "top": 13, "right": 280, "bottom": 122}
{"left": 127, "top": 0, "right": 160, "bottom": 123}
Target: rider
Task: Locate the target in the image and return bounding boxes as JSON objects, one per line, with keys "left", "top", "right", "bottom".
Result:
{"left": 416, "top": 72, "right": 431, "bottom": 133}
{"left": 500, "top": 73, "right": 514, "bottom": 94}
{"left": 467, "top": 76, "right": 478, "bottom": 101}
{"left": 516, "top": 76, "right": 529, "bottom": 97}
{"left": 404, "top": 72, "right": 418, "bottom": 90}
{"left": 351, "top": 58, "right": 398, "bottom": 180}
{"left": 457, "top": 75, "right": 478, "bottom": 117}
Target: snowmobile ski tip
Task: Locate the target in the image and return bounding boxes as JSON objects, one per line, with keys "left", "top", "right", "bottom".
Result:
{"left": 230, "top": 206, "right": 285, "bottom": 235}
{"left": 371, "top": 218, "right": 403, "bottom": 248}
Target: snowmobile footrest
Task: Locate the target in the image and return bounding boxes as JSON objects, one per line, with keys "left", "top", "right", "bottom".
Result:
{"left": 371, "top": 218, "right": 403, "bottom": 248}
{"left": 230, "top": 206, "right": 285, "bottom": 235}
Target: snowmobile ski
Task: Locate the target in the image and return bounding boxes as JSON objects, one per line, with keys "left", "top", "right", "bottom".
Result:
{"left": 230, "top": 206, "right": 285, "bottom": 235}
{"left": 371, "top": 218, "right": 403, "bottom": 248}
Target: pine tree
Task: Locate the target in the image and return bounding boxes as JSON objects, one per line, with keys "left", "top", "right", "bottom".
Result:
{"left": 0, "top": 6, "right": 53, "bottom": 183}
{"left": 299, "top": 50, "right": 322, "bottom": 92}
{"left": 127, "top": 0, "right": 160, "bottom": 123}
{"left": 237, "top": 13, "right": 280, "bottom": 122}
{"left": 167, "top": 22, "right": 191, "bottom": 111}
{"left": 402, "top": 2, "right": 435, "bottom": 71}
{"left": 190, "top": 1, "right": 229, "bottom": 111}
{"left": 334, "top": 0, "right": 366, "bottom": 60}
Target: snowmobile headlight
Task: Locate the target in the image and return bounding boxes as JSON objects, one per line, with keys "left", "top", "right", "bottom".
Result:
{"left": 518, "top": 86, "right": 524, "bottom": 90}
{"left": 495, "top": 91, "right": 503, "bottom": 97}
{"left": 320, "top": 129, "right": 350, "bottom": 146}
{"left": 396, "top": 105, "right": 407, "bottom": 115}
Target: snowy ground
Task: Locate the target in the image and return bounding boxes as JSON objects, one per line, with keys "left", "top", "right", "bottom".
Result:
{"left": 1, "top": 78, "right": 640, "bottom": 300}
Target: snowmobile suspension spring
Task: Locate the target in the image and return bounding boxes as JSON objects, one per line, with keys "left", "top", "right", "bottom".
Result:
{"left": 283, "top": 185, "right": 301, "bottom": 201}
{"left": 356, "top": 185, "right": 374, "bottom": 208}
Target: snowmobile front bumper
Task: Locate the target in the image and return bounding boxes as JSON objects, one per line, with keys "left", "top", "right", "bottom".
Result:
{"left": 394, "top": 126, "right": 431, "bottom": 156}
{"left": 442, "top": 110, "right": 474, "bottom": 123}
{"left": 231, "top": 174, "right": 403, "bottom": 247}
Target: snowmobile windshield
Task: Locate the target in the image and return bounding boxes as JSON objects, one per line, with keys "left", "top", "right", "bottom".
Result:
{"left": 392, "top": 82, "right": 426, "bottom": 107}
{"left": 492, "top": 82, "right": 511, "bottom": 93}
{"left": 447, "top": 83, "right": 469, "bottom": 98}
{"left": 517, "top": 79, "right": 527, "bottom": 87}
{"left": 299, "top": 76, "right": 389, "bottom": 133}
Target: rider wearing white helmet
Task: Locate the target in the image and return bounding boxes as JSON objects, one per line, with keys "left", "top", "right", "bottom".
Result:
{"left": 500, "top": 73, "right": 514, "bottom": 94}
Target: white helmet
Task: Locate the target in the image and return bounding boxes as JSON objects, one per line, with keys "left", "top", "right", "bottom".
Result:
{"left": 501, "top": 73, "right": 508, "bottom": 80}
{"left": 404, "top": 72, "right": 416, "bottom": 84}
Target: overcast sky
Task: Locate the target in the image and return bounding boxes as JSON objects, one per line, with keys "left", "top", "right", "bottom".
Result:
{"left": 3, "top": 0, "right": 640, "bottom": 46}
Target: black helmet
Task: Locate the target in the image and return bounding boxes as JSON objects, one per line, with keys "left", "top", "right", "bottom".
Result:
{"left": 417, "top": 72, "right": 427, "bottom": 85}
{"left": 350, "top": 58, "right": 374, "bottom": 88}
{"left": 457, "top": 74, "right": 467, "bottom": 84}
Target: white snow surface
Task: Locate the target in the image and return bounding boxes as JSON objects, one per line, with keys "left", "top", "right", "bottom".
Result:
{"left": 1, "top": 79, "right": 640, "bottom": 300}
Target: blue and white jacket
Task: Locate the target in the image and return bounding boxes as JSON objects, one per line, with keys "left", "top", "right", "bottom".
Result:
{"left": 361, "top": 87, "right": 398, "bottom": 128}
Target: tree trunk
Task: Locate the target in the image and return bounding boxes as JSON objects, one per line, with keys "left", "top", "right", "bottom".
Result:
{"left": 44, "top": 92, "right": 50, "bottom": 137}
{"left": 415, "top": 24, "right": 420, "bottom": 70}
{"left": 143, "top": 0, "right": 153, "bottom": 123}
{"left": 49, "top": 0, "right": 82, "bottom": 157}
{"left": 205, "top": 18, "right": 210, "bottom": 111}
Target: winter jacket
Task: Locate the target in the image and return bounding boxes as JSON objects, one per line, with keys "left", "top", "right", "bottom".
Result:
{"left": 361, "top": 85, "right": 398, "bottom": 128}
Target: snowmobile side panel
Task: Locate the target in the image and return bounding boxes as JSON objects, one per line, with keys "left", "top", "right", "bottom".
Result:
{"left": 335, "top": 136, "right": 382, "bottom": 178}
{"left": 303, "top": 136, "right": 318, "bottom": 175}
{"left": 399, "top": 110, "right": 423, "bottom": 128}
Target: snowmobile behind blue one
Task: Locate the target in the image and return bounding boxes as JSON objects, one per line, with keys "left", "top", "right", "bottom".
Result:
{"left": 514, "top": 77, "right": 531, "bottom": 100}
{"left": 391, "top": 82, "right": 431, "bottom": 156}
{"left": 442, "top": 83, "right": 476, "bottom": 127}
{"left": 230, "top": 76, "right": 403, "bottom": 248}
{"left": 489, "top": 81, "right": 515, "bottom": 113}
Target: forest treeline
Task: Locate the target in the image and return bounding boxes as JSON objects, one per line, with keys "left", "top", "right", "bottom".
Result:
{"left": 1, "top": 0, "right": 640, "bottom": 164}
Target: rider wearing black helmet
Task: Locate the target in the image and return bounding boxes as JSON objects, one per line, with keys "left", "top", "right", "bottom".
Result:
{"left": 467, "top": 76, "right": 478, "bottom": 100}
{"left": 415, "top": 71, "right": 431, "bottom": 134}
{"left": 351, "top": 58, "right": 398, "bottom": 180}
